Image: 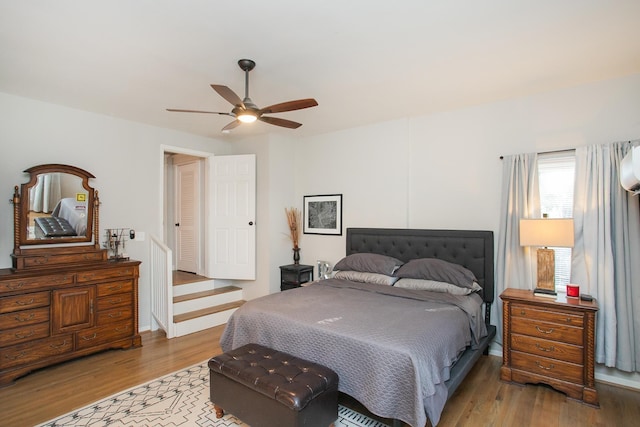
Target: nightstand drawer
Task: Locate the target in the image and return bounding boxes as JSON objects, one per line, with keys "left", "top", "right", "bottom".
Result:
{"left": 511, "top": 351, "right": 583, "bottom": 384}
{"left": 511, "top": 317, "right": 583, "bottom": 346}
{"left": 511, "top": 303, "right": 583, "bottom": 327}
{"left": 511, "top": 333, "right": 583, "bottom": 365}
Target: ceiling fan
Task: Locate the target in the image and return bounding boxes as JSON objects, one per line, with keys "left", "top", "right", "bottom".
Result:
{"left": 167, "top": 59, "right": 318, "bottom": 132}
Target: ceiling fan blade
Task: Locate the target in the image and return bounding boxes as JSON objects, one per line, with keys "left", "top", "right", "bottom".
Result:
{"left": 222, "top": 120, "right": 242, "bottom": 132}
{"left": 166, "top": 108, "right": 232, "bottom": 116}
{"left": 259, "top": 98, "right": 318, "bottom": 115}
{"left": 211, "top": 84, "right": 245, "bottom": 108}
{"left": 258, "top": 116, "right": 303, "bottom": 129}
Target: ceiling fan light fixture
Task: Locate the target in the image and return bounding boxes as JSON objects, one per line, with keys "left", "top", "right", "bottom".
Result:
{"left": 237, "top": 111, "right": 258, "bottom": 123}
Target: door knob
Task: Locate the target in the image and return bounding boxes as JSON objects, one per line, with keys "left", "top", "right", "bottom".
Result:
{"left": 249, "top": 221, "right": 254, "bottom": 226}
{"left": 175, "top": 223, "right": 180, "bottom": 226}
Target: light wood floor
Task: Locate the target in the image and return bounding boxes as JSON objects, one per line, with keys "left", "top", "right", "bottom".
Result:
{"left": 0, "top": 326, "right": 638, "bottom": 427}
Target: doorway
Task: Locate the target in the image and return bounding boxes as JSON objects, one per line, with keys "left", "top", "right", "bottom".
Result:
{"left": 164, "top": 151, "right": 207, "bottom": 278}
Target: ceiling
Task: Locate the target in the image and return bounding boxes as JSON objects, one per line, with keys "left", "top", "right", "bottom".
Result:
{"left": 1, "top": 1, "right": 639, "bottom": 139}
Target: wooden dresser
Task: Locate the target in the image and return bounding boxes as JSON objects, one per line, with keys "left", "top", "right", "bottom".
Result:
{"left": 500, "top": 288, "right": 599, "bottom": 406}
{"left": 0, "top": 260, "right": 141, "bottom": 386}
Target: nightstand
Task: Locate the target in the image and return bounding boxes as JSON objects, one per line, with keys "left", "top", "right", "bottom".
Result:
{"left": 279, "top": 264, "right": 314, "bottom": 291}
{"left": 500, "top": 288, "right": 599, "bottom": 406}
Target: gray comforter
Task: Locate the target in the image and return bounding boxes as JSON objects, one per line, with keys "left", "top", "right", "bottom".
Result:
{"left": 220, "top": 278, "right": 487, "bottom": 427}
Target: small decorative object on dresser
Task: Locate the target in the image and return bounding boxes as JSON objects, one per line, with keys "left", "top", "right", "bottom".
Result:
{"left": 279, "top": 264, "right": 314, "bottom": 291}
{"left": 500, "top": 288, "right": 599, "bottom": 406}
{"left": 1, "top": 164, "right": 141, "bottom": 387}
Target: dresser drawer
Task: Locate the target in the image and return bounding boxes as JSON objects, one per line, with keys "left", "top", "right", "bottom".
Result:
{"left": 0, "top": 274, "right": 74, "bottom": 294}
{"left": 511, "top": 303, "right": 583, "bottom": 328}
{"left": 0, "top": 307, "right": 49, "bottom": 329}
{"left": 97, "top": 306, "right": 133, "bottom": 325}
{"left": 97, "top": 292, "right": 133, "bottom": 311}
{"left": 96, "top": 280, "right": 133, "bottom": 297}
{"left": 23, "top": 252, "right": 105, "bottom": 268}
{"left": 511, "top": 317, "right": 583, "bottom": 346}
{"left": 0, "top": 291, "right": 50, "bottom": 314}
{"left": 511, "top": 350, "right": 583, "bottom": 384}
{"left": 76, "top": 320, "right": 133, "bottom": 350}
{"left": 0, "top": 322, "right": 50, "bottom": 347}
{"left": 77, "top": 267, "right": 136, "bottom": 283}
{"left": 0, "top": 335, "right": 73, "bottom": 369}
{"left": 511, "top": 333, "right": 583, "bottom": 365}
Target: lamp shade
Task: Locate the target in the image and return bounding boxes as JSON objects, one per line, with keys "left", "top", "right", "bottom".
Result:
{"left": 519, "top": 218, "right": 574, "bottom": 247}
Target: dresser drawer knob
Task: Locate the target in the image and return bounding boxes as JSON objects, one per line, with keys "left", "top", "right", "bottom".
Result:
{"left": 108, "top": 298, "right": 122, "bottom": 305}
{"left": 535, "top": 325, "right": 554, "bottom": 334}
{"left": 535, "top": 361, "right": 555, "bottom": 371}
{"left": 535, "top": 343, "right": 555, "bottom": 352}
{"left": 108, "top": 311, "right": 123, "bottom": 318}
{"left": 520, "top": 310, "right": 526, "bottom": 315}
{"left": 116, "top": 326, "right": 130, "bottom": 332}
{"left": 50, "top": 340, "right": 68, "bottom": 349}
{"left": 7, "top": 282, "right": 25, "bottom": 290}
{"left": 15, "top": 298, "right": 34, "bottom": 306}
{"left": 108, "top": 285, "right": 123, "bottom": 291}
{"left": 5, "top": 351, "right": 26, "bottom": 361}
{"left": 81, "top": 333, "right": 97, "bottom": 341}
{"left": 14, "top": 313, "right": 35, "bottom": 322}
{"left": 15, "top": 330, "right": 35, "bottom": 339}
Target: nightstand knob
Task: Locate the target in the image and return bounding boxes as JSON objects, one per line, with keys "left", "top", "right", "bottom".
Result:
{"left": 535, "top": 325, "right": 554, "bottom": 334}
{"left": 535, "top": 361, "right": 555, "bottom": 371}
{"left": 535, "top": 343, "right": 555, "bottom": 352}
{"left": 520, "top": 310, "right": 526, "bottom": 315}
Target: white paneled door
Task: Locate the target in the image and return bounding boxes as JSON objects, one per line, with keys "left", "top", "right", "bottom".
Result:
{"left": 209, "top": 154, "right": 256, "bottom": 280}
{"left": 175, "top": 161, "right": 199, "bottom": 274}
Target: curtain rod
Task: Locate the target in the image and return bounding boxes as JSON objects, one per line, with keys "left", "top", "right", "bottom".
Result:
{"left": 499, "top": 141, "right": 638, "bottom": 160}
{"left": 499, "top": 148, "right": 577, "bottom": 160}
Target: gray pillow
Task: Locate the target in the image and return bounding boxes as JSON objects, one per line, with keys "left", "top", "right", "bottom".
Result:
{"left": 394, "top": 278, "right": 482, "bottom": 295}
{"left": 334, "top": 253, "right": 404, "bottom": 276}
{"left": 334, "top": 270, "right": 399, "bottom": 286}
{"left": 394, "top": 258, "right": 477, "bottom": 289}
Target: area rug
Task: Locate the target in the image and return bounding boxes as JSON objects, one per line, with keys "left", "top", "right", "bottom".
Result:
{"left": 37, "top": 361, "right": 389, "bottom": 427}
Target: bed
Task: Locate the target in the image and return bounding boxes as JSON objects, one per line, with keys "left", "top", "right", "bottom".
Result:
{"left": 221, "top": 228, "right": 496, "bottom": 427}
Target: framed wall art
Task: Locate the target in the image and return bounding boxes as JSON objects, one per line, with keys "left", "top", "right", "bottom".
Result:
{"left": 303, "top": 194, "right": 342, "bottom": 235}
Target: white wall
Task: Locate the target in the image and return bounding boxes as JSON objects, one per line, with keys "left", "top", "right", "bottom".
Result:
{"left": 294, "top": 73, "right": 640, "bottom": 271}
{"left": 0, "top": 92, "right": 232, "bottom": 330}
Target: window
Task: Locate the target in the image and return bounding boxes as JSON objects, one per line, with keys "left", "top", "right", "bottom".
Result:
{"left": 538, "top": 152, "right": 575, "bottom": 290}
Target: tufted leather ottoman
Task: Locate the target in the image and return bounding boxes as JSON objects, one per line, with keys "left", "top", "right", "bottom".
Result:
{"left": 209, "top": 343, "right": 339, "bottom": 427}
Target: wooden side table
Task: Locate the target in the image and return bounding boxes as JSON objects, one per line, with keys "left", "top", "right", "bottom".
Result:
{"left": 500, "top": 288, "right": 599, "bottom": 406}
{"left": 279, "top": 264, "right": 314, "bottom": 291}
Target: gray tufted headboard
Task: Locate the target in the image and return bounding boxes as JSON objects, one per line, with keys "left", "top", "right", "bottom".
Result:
{"left": 346, "top": 228, "right": 495, "bottom": 325}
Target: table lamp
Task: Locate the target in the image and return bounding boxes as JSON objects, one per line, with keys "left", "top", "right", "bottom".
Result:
{"left": 519, "top": 217, "right": 574, "bottom": 296}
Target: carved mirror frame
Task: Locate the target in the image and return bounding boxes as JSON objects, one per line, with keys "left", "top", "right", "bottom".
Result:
{"left": 11, "top": 164, "right": 106, "bottom": 270}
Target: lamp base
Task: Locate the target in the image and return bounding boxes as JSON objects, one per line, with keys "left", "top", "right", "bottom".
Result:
{"left": 533, "top": 287, "right": 557, "bottom": 298}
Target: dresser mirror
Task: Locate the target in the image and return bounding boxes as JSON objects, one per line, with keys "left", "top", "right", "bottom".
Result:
{"left": 11, "top": 164, "right": 106, "bottom": 270}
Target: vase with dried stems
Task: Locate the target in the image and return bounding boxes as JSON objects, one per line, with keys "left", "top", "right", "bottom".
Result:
{"left": 285, "top": 207, "right": 302, "bottom": 264}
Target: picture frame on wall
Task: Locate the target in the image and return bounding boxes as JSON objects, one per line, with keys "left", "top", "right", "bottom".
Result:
{"left": 303, "top": 194, "right": 342, "bottom": 235}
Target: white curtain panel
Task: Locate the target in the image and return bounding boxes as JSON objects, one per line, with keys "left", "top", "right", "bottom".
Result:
{"left": 29, "top": 172, "right": 62, "bottom": 213}
{"left": 493, "top": 153, "right": 540, "bottom": 345}
{"left": 572, "top": 140, "right": 640, "bottom": 372}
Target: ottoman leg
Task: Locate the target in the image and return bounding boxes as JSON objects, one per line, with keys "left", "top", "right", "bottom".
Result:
{"left": 213, "top": 404, "right": 224, "bottom": 419}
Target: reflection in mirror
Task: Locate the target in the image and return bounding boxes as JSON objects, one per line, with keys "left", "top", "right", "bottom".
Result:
{"left": 27, "top": 173, "right": 89, "bottom": 240}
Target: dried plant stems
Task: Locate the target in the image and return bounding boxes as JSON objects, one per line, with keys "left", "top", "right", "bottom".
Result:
{"left": 285, "top": 207, "right": 302, "bottom": 248}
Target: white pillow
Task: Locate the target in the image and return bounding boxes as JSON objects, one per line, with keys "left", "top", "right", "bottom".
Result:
{"left": 394, "top": 278, "right": 482, "bottom": 295}
{"left": 334, "top": 270, "right": 399, "bottom": 286}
